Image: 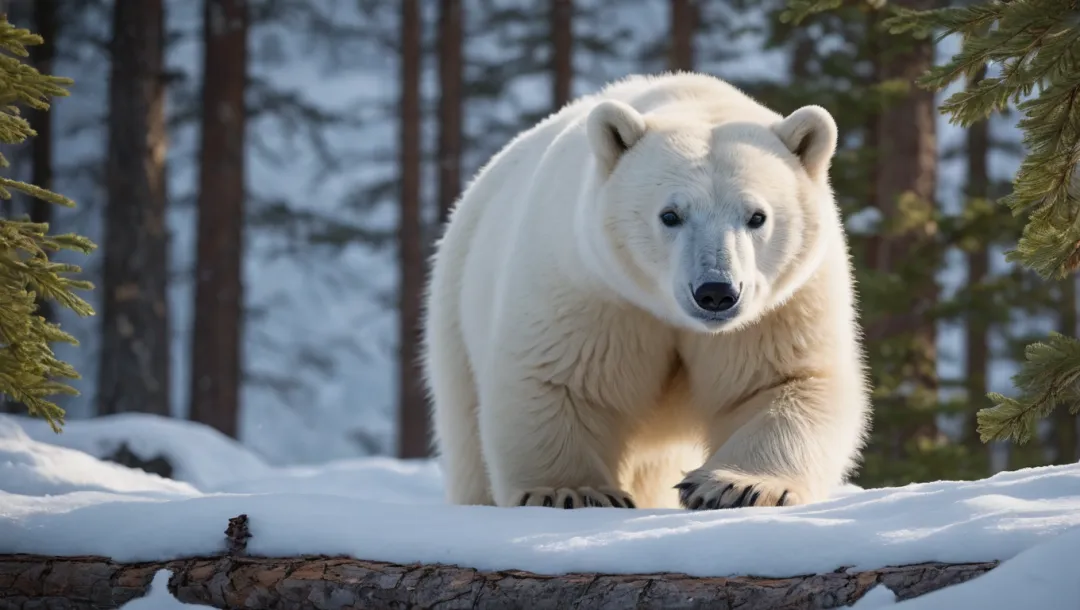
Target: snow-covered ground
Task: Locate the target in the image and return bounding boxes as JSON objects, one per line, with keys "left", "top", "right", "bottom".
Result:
{"left": 1, "top": 414, "right": 1078, "bottom": 609}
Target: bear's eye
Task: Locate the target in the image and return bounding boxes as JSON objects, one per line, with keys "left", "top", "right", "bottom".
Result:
{"left": 659, "top": 210, "right": 683, "bottom": 228}
{"left": 748, "top": 211, "right": 767, "bottom": 229}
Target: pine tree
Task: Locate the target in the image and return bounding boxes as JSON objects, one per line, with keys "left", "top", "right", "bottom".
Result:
{"left": 97, "top": 0, "right": 171, "bottom": 417}
{"left": 0, "top": 14, "right": 95, "bottom": 432}
{"left": 962, "top": 63, "right": 991, "bottom": 462}
{"left": 189, "top": 0, "right": 248, "bottom": 438}
{"left": 866, "top": 0, "right": 942, "bottom": 465}
{"left": 437, "top": 0, "right": 463, "bottom": 227}
{"left": 1, "top": 0, "right": 54, "bottom": 416}
{"left": 669, "top": 0, "right": 697, "bottom": 72}
{"left": 885, "top": 0, "right": 1080, "bottom": 446}
{"left": 396, "top": 0, "right": 427, "bottom": 459}
{"left": 1054, "top": 275, "right": 1078, "bottom": 462}
{"left": 551, "top": 0, "right": 573, "bottom": 110}
{"left": 208, "top": 0, "right": 395, "bottom": 424}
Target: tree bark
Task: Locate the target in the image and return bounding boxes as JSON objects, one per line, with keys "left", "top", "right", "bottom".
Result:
{"left": 964, "top": 63, "right": 991, "bottom": 466}
{"left": 869, "top": 0, "right": 938, "bottom": 369}
{"left": 437, "top": 0, "right": 462, "bottom": 227}
{"left": 668, "top": 0, "right": 696, "bottom": 72}
{"left": 1055, "top": 275, "right": 1078, "bottom": 463}
{"left": 0, "top": 553, "right": 998, "bottom": 610}
{"left": 397, "top": 0, "right": 428, "bottom": 459}
{"left": 0, "top": 514, "right": 1000, "bottom": 608}
{"left": 866, "top": 0, "right": 939, "bottom": 451}
{"left": 29, "top": 0, "right": 56, "bottom": 324}
{"left": 189, "top": 0, "right": 248, "bottom": 438}
{"left": 97, "top": 0, "right": 171, "bottom": 417}
{"left": 551, "top": 0, "right": 573, "bottom": 110}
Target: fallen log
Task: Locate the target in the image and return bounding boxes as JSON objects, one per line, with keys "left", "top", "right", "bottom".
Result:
{"left": 0, "top": 514, "right": 999, "bottom": 609}
{"left": 0, "top": 553, "right": 1001, "bottom": 610}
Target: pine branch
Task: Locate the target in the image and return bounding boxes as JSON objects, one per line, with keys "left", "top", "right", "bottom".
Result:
{"left": 0, "top": 15, "right": 95, "bottom": 432}
{"left": 781, "top": 0, "right": 886, "bottom": 25}
{"left": 885, "top": 0, "right": 1080, "bottom": 278}
{"left": 981, "top": 332, "right": 1080, "bottom": 443}
{"left": 879, "top": 0, "right": 1080, "bottom": 444}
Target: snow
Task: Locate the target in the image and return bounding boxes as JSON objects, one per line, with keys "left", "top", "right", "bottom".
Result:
{"left": 880, "top": 526, "right": 1080, "bottom": 609}
{"left": 15, "top": 413, "right": 272, "bottom": 490}
{"left": 119, "top": 570, "right": 211, "bottom": 609}
{"left": 849, "top": 585, "right": 897, "bottom": 608}
{"left": 0, "top": 417, "right": 197, "bottom": 497}
{"left": 1, "top": 414, "right": 1079, "bottom": 609}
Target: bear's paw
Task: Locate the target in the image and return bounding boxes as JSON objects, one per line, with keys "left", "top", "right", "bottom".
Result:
{"left": 513, "top": 486, "right": 636, "bottom": 509}
{"left": 675, "top": 468, "right": 803, "bottom": 510}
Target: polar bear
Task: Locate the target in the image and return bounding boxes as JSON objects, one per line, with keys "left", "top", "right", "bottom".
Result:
{"left": 422, "top": 72, "right": 870, "bottom": 510}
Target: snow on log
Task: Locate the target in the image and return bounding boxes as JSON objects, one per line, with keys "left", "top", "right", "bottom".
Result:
{"left": 0, "top": 514, "right": 999, "bottom": 609}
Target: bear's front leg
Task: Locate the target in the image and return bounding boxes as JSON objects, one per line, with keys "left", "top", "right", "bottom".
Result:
{"left": 479, "top": 375, "right": 637, "bottom": 509}
{"left": 678, "top": 376, "right": 867, "bottom": 509}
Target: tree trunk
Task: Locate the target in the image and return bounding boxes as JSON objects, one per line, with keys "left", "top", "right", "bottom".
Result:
{"left": 397, "top": 0, "right": 428, "bottom": 459}
{"left": 29, "top": 0, "right": 56, "bottom": 325}
{"left": 0, "top": 553, "right": 999, "bottom": 610}
{"left": 97, "top": 0, "right": 171, "bottom": 417}
{"left": 668, "top": 0, "right": 696, "bottom": 72}
{"left": 1055, "top": 276, "right": 1078, "bottom": 463}
{"left": 863, "top": 9, "right": 881, "bottom": 268}
{"left": 436, "top": 0, "right": 462, "bottom": 227}
{"left": 189, "top": 0, "right": 247, "bottom": 438}
{"left": 551, "top": 0, "right": 573, "bottom": 110}
{"left": 964, "top": 64, "right": 991, "bottom": 469}
{"left": 867, "top": 0, "right": 939, "bottom": 448}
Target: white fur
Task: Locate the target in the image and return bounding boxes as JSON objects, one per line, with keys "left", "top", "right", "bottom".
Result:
{"left": 422, "top": 72, "right": 871, "bottom": 510}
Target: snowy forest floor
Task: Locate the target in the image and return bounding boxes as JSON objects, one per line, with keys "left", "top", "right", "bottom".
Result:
{"left": 0, "top": 413, "right": 1078, "bottom": 609}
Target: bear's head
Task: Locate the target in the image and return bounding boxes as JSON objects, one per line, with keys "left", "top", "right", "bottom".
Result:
{"left": 577, "top": 98, "right": 839, "bottom": 333}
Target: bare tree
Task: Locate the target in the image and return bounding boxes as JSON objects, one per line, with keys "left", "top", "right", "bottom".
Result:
{"left": 668, "top": 0, "right": 696, "bottom": 71}
{"left": 97, "top": 0, "right": 170, "bottom": 417}
{"left": 437, "top": 0, "right": 462, "bottom": 227}
{"left": 397, "top": 0, "right": 428, "bottom": 458}
{"left": 551, "top": 0, "right": 572, "bottom": 110}
{"left": 189, "top": 0, "right": 248, "bottom": 438}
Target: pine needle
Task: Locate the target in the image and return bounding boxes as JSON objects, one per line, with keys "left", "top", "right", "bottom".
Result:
{"left": 0, "top": 15, "right": 95, "bottom": 433}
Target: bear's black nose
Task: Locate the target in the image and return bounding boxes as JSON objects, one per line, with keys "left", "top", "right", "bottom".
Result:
{"left": 693, "top": 282, "right": 740, "bottom": 312}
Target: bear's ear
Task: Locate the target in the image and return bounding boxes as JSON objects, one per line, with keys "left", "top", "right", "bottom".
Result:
{"left": 587, "top": 100, "right": 647, "bottom": 175}
{"left": 772, "top": 105, "right": 838, "bottom": 182}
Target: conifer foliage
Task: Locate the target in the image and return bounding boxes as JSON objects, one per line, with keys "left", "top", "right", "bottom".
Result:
{"left": 884, "top": 0, "right": 1080, "bottom": 445}
{"left": 0, "top": 15, "right": 94, "bottom": 432}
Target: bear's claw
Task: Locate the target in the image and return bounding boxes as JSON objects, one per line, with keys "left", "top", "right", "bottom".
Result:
{"left": 514, "top": 487, "right": 636, "bottom": 509}
{"left": 676, "top": 468, "right": 801, "bottom": 510}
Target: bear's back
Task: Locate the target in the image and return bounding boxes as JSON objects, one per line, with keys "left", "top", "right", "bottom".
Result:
{"left": 445, "top": 73, "right": 798, "bottom": 369}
